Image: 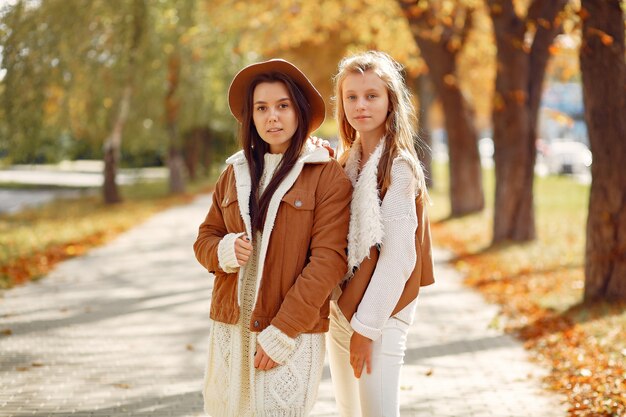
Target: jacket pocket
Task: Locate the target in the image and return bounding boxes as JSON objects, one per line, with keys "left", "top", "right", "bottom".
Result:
{"left": 220, "top": 186, "right": 242, "bottom": 231}
{"left": 281, "top": 189, "right": 315, "bottom": 211}
{"left": 220, "top": 185, "right": 238, "bottom": 208}
{"left": 279, "top": 189, "right": 315, "bottom": 273}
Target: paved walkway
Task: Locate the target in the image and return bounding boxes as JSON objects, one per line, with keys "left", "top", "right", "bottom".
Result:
{"left": 0, "top": 195, "right": 568, "bottom": 417}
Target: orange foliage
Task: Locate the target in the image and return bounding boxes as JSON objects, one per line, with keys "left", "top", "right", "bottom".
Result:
{"left": 1, "top": 231, "right": 117, "bottom": 286}
{"left": 432, "top": 220, "right": 626, "bottom": 417}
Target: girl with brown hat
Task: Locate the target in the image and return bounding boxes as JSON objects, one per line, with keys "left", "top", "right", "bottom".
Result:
{"left": 193, "top": 59, "right": 351, "bottom": 416}
{"left": 326, "top": 51, "right": 435, "bottom": 417}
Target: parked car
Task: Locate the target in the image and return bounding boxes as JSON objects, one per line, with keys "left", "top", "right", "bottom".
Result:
{"left": 544, "top": 140, "right": 592, "bottom": 175}
{"left": 478, "top": 137, "right": 494, "bottom": 168}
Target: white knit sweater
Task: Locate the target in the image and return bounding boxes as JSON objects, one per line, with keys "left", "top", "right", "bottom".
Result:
{"left": 350, "top": 159, "right": 418, "bottom": 341}
{"left": 343, "top": 139, "right": 419, "bottom": 342}
{"left": 203, "top": 153, "right": 325, "bottom": 417}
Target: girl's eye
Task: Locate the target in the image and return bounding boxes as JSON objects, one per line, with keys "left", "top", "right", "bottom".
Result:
{"left": 256, "top": 106, "right": 266, "bottom": 112}
{"left": 368, "top": 94, "right": 377, "bottom": 99}
{"left": 346, "top": 95, "right": 356, "bottom": 101}
{"left": 279, "top": 103, "right": 289, "bottom": 109}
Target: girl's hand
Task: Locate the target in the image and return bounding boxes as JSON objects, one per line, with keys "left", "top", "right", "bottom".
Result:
{"left": 234, "top": 235, "right": 253, "bottom": 266}
{"left": 254, "top": 343, "right": 278, "bottom": 371}
{"left": 308, "top": 136, "right": 335, "bottom": 158}
{"left": 349, "top": 331, "right": 373, "bottom": 378}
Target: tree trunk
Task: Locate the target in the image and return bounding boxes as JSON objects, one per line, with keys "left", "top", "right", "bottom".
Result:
{"left": 399, "top": 2, "right": 484, "bottom": 216}
{"left": 165, "top": 53, "right": 186, "bottom": 194}
{"left": 433, "top": 68, "right": 484, "bottom": 216}
{"left": 102, "top": 86, "right": 132, "bottom": 204}
{"left": 488, "top": 0, "right": 567, "bottom": 242}
{"left": 580, "top": 0, "right": 626, "bottom": 301}
{"left": 417, "top": 39, "right": 484, "bottom": 215}
{"left": 101, "top": 0, "right": 145, "bottom": 204}
{"left": 411, "top": 73, "right": 435, "bottom": 188}
{"left": 490, "top": 14, "right": 533, "bottom": 242}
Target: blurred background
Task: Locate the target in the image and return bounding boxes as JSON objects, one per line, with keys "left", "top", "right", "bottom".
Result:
{"left": 0, "top": 0, "right": 594, "bottom": 202}
{"left": 0, "top": 1, "right": 624, "bottom": 415}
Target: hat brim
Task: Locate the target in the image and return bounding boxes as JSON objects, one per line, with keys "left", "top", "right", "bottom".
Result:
{"left": 228, "top": 59, "right": 325, "bottom": 134}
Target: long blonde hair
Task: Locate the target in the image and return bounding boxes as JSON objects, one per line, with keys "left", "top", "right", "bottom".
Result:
{"left": 334, "top": 50, "right": 428, "bottom": 199}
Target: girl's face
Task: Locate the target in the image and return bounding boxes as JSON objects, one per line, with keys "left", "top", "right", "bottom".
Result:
{"left": 252, "top": 81, "right": 298, "bottom": 154}
{"left": 341, "top": 70, "right": 389, "bottom": 141}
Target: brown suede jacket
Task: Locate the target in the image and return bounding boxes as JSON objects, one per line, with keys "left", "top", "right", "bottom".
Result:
{"left": 193, "top": 146, "right": 352, "bottom": 338}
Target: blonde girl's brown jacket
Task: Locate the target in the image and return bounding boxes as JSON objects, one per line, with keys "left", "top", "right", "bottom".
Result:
{"left": 193, "top": 144, "right": 352, "bottom": 338}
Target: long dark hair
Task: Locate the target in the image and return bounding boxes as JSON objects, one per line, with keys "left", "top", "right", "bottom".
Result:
{"left": 240, "top": 72, "right": 312, "bottom": 233}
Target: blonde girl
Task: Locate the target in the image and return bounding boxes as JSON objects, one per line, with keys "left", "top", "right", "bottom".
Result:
{"left": 194, "top": 59, "right": 351, "bottom": 417}
{"left": 327, "top": 50, "right": 435, "bottom": 417}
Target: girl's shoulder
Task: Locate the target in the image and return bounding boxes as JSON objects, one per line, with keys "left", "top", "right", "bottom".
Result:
{"left": 214, "top": 164, "right": 236, "bottom": 191}
{"left": 390, "top": 150, "right": 430, "bottom": 202}
{"left": 391, "top": 151, "right": 421, "bottom": 181}
{"left": 310, "top": 157, "right": 351, "bottom": 188}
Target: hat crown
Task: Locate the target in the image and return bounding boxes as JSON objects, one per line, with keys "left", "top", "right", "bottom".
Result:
{"left": 228, "top": 59, "right": 325, "bottom": 133}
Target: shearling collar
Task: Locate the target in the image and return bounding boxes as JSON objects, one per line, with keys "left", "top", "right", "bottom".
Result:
{"left": 343, "top": 137, "right": 386, "bottom": 280}
{"left": 225, "top": 142, "right": 330, "bottom": 166}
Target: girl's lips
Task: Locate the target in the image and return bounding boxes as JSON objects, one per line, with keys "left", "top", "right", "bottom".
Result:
{"left": 267, "top": 128, "right": 283, "bottom": 132}
{"left": 354, "top": 116, "right": 370, "bottom": 120}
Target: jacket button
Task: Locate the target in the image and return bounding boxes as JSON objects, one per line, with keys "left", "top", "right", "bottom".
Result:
{"left": 253, "top": 320, "right": 259, "bottom": 328}
{"left": 294, "top": 199, "right": 302, "bottom": 208}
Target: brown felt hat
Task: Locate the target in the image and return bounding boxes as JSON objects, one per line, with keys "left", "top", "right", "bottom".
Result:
{"left": 228, "top": 59, "right": 325, "bottom": 133}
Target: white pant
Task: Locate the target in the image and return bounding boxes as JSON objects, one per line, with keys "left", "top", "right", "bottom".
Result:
{"left": 327, "top": 301, "right": 410, "bottom": 417}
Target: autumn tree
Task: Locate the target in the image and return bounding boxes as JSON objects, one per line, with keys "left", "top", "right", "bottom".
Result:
{"left": 486, "top": 0, "right": 568, "bottom": 242}
{"left": 209, "top": 0, "right": 498, "bottom": 216}
{"left": 411, "top": 73, "right": 436, "bottom": 188}
{"left": 579, "top": 0, "right": 626, "bottom": 301}
{"left": 157, "top": 1, "right": 196, "bottom": 194}
{"left": 0, "top": 1, "right": 81, "bottom": 163}
{"left": 0, "top": 0, "right": 148, "bottom": 203}
{"left": 102, "top": 0, "right": 146, "bottom": 203}
{"left": 0, "top": 1, "right": 241, "bottom": 199}
{"left": 398, "top": 0, "right": 485, "bottom": 216}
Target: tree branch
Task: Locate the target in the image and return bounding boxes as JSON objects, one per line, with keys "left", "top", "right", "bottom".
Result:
{"left": 458, "top": 7, "right": 475, "bottom": 50}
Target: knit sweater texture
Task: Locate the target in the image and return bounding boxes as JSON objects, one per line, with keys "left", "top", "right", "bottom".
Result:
{"left": 343, "top": 139, "right": 419, "bottom": 341}
{"left": 203, "top": 153, "right": 325, "bottom": 417}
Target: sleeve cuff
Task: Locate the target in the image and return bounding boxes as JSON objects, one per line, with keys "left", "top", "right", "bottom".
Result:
{"left": 257, "top": 325, "right": 296, "bottom": 365}
{"left": 217, "top": 232, "right": 245, "bottom": 273}
{"left": 350, "top": 314, "right": 382, "bottom": 341}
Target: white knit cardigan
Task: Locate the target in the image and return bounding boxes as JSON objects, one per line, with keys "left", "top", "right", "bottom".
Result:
{"left": 203, "top": 145, "right": 329, "bottom": 417}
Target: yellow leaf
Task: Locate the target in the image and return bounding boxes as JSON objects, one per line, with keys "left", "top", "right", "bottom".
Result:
{"left": 493, "top": 93, "right": 505, "bottom": 111}
{"left": 443, "top": 73, "right": 457, "bottom": 87}
{"left": 537, "top": 18, "right": 551, "bottom": 30}
{"left": 600, "top": 34, "right": 613, "bottom": 46}
{"left": 510, "top": 89, "right": 527, "bottom": 104}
